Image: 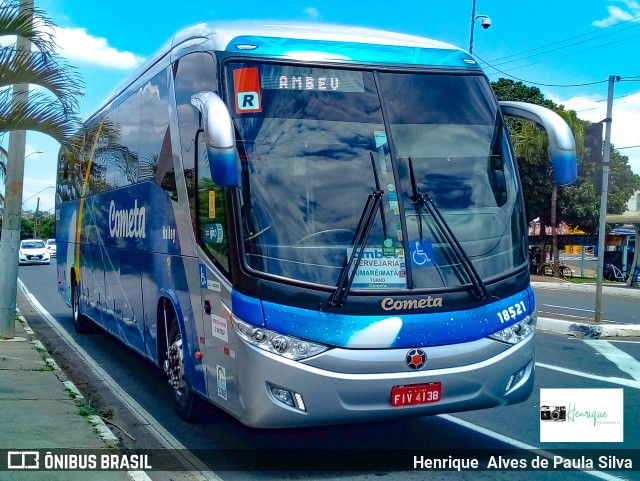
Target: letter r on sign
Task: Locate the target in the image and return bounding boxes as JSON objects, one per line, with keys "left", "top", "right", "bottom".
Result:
{"left": 237, "top": 92, "right": 259, "bottom": 110}
{"left": 234, "top": 67, "right": 262, "bottom": 113}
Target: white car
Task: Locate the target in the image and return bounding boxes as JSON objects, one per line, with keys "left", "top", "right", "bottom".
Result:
{"left": 45, "top": 238, "right": 57, "bottom": 257}
{"left": 18, "top": 239, "right": 50, "bottom": 265}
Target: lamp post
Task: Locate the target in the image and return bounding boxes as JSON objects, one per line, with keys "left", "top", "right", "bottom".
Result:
{"left": 22, "top": 185, "right": 54, "bottom": 209}
{"left": 469, "top": 0, "right": 492, "bottom": 55}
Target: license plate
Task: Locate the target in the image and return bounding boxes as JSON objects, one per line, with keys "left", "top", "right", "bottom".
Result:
{"left": 391, "top": 382, "right": 441, "bottom": 407}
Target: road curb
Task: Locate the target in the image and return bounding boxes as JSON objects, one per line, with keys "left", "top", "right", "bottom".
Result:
{"left": 16, "top": 309, "right": 152, "bottom": 481}
{"left": 532, "top": 281, "right": 640, "bottom": 297}
{"left": 537, "top": 316, "right": 640, "bottom": 339}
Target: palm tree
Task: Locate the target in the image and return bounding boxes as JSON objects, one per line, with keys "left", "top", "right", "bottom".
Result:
{"left": 0, "top": 0, "right": 82, "bottom": 338}
{"left": 0, "top": 1, "right": 82, "bottom": 141}
{"left": 0, "top": 145, "right": 6, "bottom": 207}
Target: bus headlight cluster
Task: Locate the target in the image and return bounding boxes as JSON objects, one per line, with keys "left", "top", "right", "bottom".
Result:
{"left": 489, "top": 312, "right": 537, "bottom": 345}
{"left": 232, "top": 317, "right": 328, "bottom": 360}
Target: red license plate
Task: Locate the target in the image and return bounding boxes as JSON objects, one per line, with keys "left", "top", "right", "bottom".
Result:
{"left": 391, "top": 382, "right": 441, "bottom": 407}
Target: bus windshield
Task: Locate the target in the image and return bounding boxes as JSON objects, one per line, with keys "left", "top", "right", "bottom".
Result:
{"left": 226, "top": 62, "right": 526, "bottom": 291}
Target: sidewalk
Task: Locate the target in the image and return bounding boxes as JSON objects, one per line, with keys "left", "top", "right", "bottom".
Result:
{"left": 531, "top": 276, "right": 640, "bottom": 338}
{"left": 0, "top": 313, "right": 140, "bottom": 481}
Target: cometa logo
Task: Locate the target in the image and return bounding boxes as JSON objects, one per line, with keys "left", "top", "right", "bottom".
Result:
{"left": 381, "top": 296, "right": 443, "bottom": 311}
{"left": 109, "top": 199, "right": 146, "bottom": 239}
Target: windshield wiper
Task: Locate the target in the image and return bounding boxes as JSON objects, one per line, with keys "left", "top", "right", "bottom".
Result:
{"left": 327, "top": 152, "right": 385, "bottom": 309}
{"left": 408, "top": 157, "right": 489, "bottom": 300}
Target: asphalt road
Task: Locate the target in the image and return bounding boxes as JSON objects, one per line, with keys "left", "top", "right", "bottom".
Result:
{"left": 16, "top": 262, "right": 640, "bottom": 481}
{"left": 534, "top": 286, "right": 640, "bottom": 324}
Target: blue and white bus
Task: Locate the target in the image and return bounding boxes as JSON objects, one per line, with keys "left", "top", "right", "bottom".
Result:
{"left": 56, "top": 22, "right": 577, "bottom": 428}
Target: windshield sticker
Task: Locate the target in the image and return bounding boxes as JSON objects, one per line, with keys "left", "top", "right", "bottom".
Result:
{"left": 204, "top": 224, "right": 224, "bottom": 244}
{"left": 234, "top": 67, "right": 262, "bottom": 114}
{"left": 410, "top": 240, "right": 435, "bottom": 267}
{"left": 347, "top": 247, "right": 407, "bottom": 289}
{"left": 374, "top": 131, "right": 387, "bottom": 148}
{"left": 208, "top": 191, "right": 216, "bottom": 218}
{"left": 260, "top": 66, "right": 364, "bottom": 93}
{"left": 382, "top": 237, "right": 395, "bottom": 257}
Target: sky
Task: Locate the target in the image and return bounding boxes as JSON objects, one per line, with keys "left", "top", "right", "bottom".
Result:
{"left": 3, "top": 0, "right": 640, "bottom": 212}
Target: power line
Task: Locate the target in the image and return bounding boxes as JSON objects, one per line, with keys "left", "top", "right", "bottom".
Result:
{"left": 475, "top": 53, "right": 608, "bottom": 87}
{"left": 490, "top": 33, "right": 640, "bottom": 73}
{"left": 486, "top": 14, "right": 640, "bottom": 64}
{"left": 574, "top": 91, "right": 640, "bottom": 112}
{"left": 489, "top": 20, "right": 640, "bottom": 68}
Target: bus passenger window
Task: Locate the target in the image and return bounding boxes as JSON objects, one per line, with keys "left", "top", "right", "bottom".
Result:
{"left": 138, "top": 69, "right": 176, "bottom": 200}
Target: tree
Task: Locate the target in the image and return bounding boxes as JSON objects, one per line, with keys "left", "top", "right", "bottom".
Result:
{"left": 560, "top": 146, "right": 640, "bottom": 232}
{"left": 0, "top": 0, "right": 82, "bottom": 338}
{"left": 0, "top": 2, "right": 81, "bottom": 139}
{"left": 493, "top": 78, "right": 640, "bottom": 234}
{"left": 492, "top": 78, "right": 640, "bottom": 278}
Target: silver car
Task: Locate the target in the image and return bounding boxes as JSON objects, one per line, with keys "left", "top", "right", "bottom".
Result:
{"left": 45, "top": 238, "right": 57, "bottom": 257}
{"left": 19, "top": 239, "right": 50, "bottom": 265}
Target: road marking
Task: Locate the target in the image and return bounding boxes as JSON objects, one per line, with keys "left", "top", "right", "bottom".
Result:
{"left": 536, "top": 362, "right": 640, "bottom": 389}
{"left": 583, "top": 340, "right": 640, "bottom": 381}
{"left": 542, "top": 304, "right": 593, "bottom": 313}
{"left": 439, "top": 414, "right": 626, "bottom": 481}
{"left": 18, "top": 279, "right": 221, "bottom": 481}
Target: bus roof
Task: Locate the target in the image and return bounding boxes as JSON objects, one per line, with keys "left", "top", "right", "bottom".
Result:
{"left": 88, "top": 22, "right": 478, "bottom": 124}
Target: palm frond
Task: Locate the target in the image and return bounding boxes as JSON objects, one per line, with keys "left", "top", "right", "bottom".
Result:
{"left": 0, "top": 90, "right": 80, "bottom": 142}
{"left": 0, "top": 46, "right": 82, "bottom": 115}
{"left": 0, "top": 1, "right": 57, "bottom": 54}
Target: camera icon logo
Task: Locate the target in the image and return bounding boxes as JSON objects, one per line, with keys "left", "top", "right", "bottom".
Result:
{"left": 540, "top": 405, "right": 567, "bottom": 422}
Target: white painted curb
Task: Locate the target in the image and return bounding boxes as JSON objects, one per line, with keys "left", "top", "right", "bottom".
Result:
{"left": 537, "top": 316, "right": 640, "bottom": 338}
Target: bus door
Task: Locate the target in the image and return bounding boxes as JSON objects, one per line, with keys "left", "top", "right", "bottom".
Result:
{"left": 194, "top": 133, "right": 235, "bottom": 405}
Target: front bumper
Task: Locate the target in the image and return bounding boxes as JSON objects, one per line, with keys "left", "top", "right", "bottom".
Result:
{"left": 232, "top": 333, "right": 535, "bottom": 428}
{"left": 19, "top": 255, "right": 50, "bottom": 265}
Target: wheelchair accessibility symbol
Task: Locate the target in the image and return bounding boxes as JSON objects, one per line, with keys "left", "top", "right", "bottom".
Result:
{"left": 411, "top": 241, "right": 434, "bottom": 266}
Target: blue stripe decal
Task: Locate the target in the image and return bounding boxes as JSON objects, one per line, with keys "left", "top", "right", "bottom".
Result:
{"left": 231, "top": 290, "right": 266, "bottom": 327}
{"left": 250, "top": 288, "right": 533, "bottom": 349}
{"left": 227, "top": 36, "right": 479, "bottom": 69}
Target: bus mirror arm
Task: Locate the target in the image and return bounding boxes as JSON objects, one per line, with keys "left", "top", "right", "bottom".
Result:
{"left": 499, "top": 101, "right": 578, "bottom": 187}
{"left": 191, "top": 91, "right": 240, "bottom": 187}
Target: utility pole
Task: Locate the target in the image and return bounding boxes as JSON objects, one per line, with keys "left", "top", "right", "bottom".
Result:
{"left": 469, "top": 0, "right": 477, "bottom": 54}
{"left": 34, "top": 197, "right": 40, "bottom": 239}
{"left": 0, "top": 0, "right": 33, "bottom": 338}
{"left": 594, "top": 75, "right": 618, "bottom": 323}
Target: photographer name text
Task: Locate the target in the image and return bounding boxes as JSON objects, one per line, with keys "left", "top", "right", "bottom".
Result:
{"left": 413, "top": 455, "right": 633, "bottom": 471}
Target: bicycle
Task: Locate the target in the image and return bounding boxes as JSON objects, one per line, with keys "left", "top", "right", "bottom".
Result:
{"left": 540, "top": 262, "right": 573, "bottom": 279}
{"left": 604, "top": 263, "right": 627, "bottom": 282}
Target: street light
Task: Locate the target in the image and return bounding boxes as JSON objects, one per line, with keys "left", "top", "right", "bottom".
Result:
{"left": 469, "top": 0, "right": 492, "bottom": 55}
{"left": 22, "top": 185, "right": 55, "bottom": 208}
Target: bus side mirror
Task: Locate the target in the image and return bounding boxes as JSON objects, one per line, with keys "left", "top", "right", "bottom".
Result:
{"left": 191, "top": 91, "right": 239, "bottom": 187}
{"left": 499, "top": 101, "right": 578, "bottom": 186}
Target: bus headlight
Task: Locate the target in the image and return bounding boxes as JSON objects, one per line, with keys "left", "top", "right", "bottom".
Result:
{"left": 489, "top": 312, "right": 537, "bottom": 345}
{"left": 232, "top": 317, "right": 329, "bottom": 360}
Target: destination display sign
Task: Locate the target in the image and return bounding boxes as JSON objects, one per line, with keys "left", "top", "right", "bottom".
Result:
{"left": 259, "top": 66, "right": 365, "bottom": 93}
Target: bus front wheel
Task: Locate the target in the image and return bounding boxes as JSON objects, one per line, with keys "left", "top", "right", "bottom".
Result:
{"left": 164, "top": 317, "right": 196, "bottom": 421}
{"left": 71, "top": 277, "right": 93, "bottom": 334}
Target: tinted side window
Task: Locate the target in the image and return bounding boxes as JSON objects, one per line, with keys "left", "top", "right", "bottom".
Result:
{"left": 173, "top": 52, "right": 218, "bottom": 208}
{"left": 173, "top": 52, "right": 230, "bottom": 274}
{"left": 93, "top": 107, "right": 122, "bottom": 192}
{"left": 139, "top": 69, "right": 176, "bottom": 199}
{"left": 114, "top": 92, "right": 141, "bottom": 188}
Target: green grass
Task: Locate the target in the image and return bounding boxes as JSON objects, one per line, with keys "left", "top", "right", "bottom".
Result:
{"left": 566, "top": 276, "right": 618, "bottom": 285}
